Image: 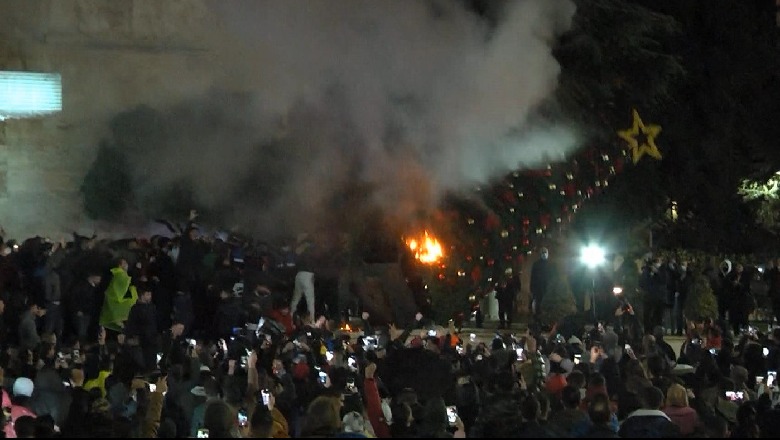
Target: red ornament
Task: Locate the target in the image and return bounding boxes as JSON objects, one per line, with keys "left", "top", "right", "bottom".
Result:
{"left": 485, "top": 214, "right": 501, "bottom": 231}
{"left": 471, "top": 266, "right": 482, "bottom": 283}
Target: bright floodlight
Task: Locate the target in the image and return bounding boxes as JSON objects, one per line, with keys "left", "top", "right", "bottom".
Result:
{"left": 580, "top": 244, "right": 606, "bottom": 269}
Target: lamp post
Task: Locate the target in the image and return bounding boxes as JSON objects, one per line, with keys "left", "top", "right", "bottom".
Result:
{"left": 580, "top": 244, "right": 606, "bottom": 324}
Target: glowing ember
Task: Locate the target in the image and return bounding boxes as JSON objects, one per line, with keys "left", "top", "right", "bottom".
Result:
{"left": 406, "top": 231, "right": 444, "bottom": 264}
{"left": 340, "top": 323, "right": 353, "bottom": 332}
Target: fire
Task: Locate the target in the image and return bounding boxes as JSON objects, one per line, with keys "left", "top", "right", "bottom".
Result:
{"left": 340, "top": 323, "right": 353, "bottom": 332}
{"left": 406, "top": 230, "right": 444, "bottom": 264}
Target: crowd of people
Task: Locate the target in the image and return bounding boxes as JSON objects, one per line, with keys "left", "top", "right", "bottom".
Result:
{"left": 3, "top": 222, "right": 780, "bottom": 438}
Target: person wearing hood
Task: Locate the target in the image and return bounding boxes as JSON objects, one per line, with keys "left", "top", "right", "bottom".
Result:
{"left": 99, "top": 258, "right": 138, "bottom": 334}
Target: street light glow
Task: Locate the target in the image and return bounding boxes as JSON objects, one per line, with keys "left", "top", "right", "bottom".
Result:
{"left": 580, "top": 244, "right": 606, "bottom": 269}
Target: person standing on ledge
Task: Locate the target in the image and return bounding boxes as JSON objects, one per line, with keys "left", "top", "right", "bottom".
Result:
{"left": 530, "top": 247, "right": 552, "bottom": 322}
{"left": 496, "top": 269, "right": 521, "bottom": 330}
{"left": 99, "top": 258, "right": 138, "bottom": 334}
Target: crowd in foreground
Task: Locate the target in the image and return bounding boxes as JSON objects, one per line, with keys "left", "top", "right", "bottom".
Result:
{"left": 2, "top": 228, "right": 780, "bottom": 437}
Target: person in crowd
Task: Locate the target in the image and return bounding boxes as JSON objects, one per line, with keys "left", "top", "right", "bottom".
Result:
{"left": 495, "top": 269, "right": 520, "bottom": 330}
{"left": 17, "top": 300, "right": 45, "bottom": 355}
{"left": 729, "top": 400, "right": 760, "bottom": 438}
{"left": 202, "top": 398, "right": 240, "bottom": 438}
{"left": 123, "top": 283, "right": 159, "bottom": 373}
{"left": 67, "top": 269, "right": 102, "bottom": 344}
{"left": 726, "top": 263, "right": 754, "bottom": 335}
{"left": 764, "top": 257, "right": 780, "bottom": 326}
{"left": 672, "top": 259, "right": 693, "bottom": 336}
{"left": 530, "top": 247, "right": 552, "bottom": 322}
{"left": 581, "top": 393, "right": 619, "bottom": 438}
{"left": 640, "top": 256, "right": 669, "bottom": 338}
{"left": 300, "top": 394, "right": 342, "bottom": 438}
{"left": 547, "top": 384, "right": 589, "bottom": 437}
{"left": 663, "top": 382, "right": 701, "bottom": 436}
{"left": 290, "top": 262, "right": 316, "bottom": 325}
{"left": 99, "top": 258, "right": 138, "bottom": 334}
{"left": 619, "top": 385, "right": 680, "bottom": 437}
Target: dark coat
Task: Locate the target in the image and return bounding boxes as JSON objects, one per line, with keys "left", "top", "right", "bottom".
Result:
{"left": 618, "top": 409, "right": 681, "bottom": 438}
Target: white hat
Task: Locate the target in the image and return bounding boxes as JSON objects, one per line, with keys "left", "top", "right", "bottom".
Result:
{"left": 13, "top": 377, "right": 34, "bottom": 397}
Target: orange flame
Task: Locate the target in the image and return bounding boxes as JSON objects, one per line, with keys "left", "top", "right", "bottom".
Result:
{"left": 406, "top": 230, "right": 444, "bottom": 264}
{"left": 340, "top": 323, "right": 353, "bottom": 332}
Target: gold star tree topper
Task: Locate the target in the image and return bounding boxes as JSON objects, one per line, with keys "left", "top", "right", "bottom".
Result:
{"left": 618, "top": 109, "right": 663, "bottom": 164}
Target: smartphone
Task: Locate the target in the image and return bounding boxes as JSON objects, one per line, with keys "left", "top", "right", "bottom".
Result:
{"left": 325, "top": 351, "right": 334, "bottom": 362}
{"left": 261, "top": 389, "right": 271, "bottom": 406}
{"left": 446, "top": 405, "right": 458, "bottom": 425}
{"left": 348, "top": 356, "right": 358, "bottom": 370}
{"left": 318, "top": 371, "right": 328, "bottom": 384}
{"left": 768, "top": 371, "right": 777, "bottom": 388}
{"left": 476, "top": 354, "right": 483, "bottom": 361}
{"left": 725, "top": 391, "right": 744, "bottom": 401}
{"left": 764, "top": 347, "right": 770, "bottom": 357}
{"left": 237, "top": 408, "right": 248, "bottom": 427}
{"left": 187, "top": 338, "right": 197, "bottom": 348}
{"left": 515, "top": 348, "right": 524, "bottom": 360}
{"left": 428, "top": 329, "right": 437, "bottom": 337}
{"left": 148, "top": 383, "right": 157, "bottom": 393}
{"left": 156, "top": 352, "right": 163, "bottom": 365}
{"left": 574, "top": 354, "right": 581, "bottom": 364}
{"left": 62, "top": 380, "right": 71, "bottom": 388}
{"left": 709, "top": 348, "right": 717, "bottom": 355}
{"left": 624, "top": 344, "right": 631, "bottom": 351}
{"left": 469, "top": 333, "right": 476, "bottom": 342}
{"left": 196, "top": 428, "right": 209, "bottom": 438}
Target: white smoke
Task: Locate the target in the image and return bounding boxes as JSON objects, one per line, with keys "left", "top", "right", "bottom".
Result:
{"left": 127, "top": 0, "right": 579, "bottom": 237}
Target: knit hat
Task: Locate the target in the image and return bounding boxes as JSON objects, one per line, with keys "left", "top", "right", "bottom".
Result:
{"left": 292, "top": 362, "right": 310, "bottom": 380}
{"left": 12, "top": 377, "right": 34, "bottom": 397}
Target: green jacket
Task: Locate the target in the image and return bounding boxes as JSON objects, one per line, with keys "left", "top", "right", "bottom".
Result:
{"left": 99, "top": 267, "right": 138, "bottom": 332}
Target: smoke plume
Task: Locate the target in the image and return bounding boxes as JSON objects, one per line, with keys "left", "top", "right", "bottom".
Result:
{"left": 126, "top": 0, "right": 578, "bottom": 239}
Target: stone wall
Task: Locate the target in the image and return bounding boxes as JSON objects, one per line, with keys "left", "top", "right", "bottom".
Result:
{"left": 0, "top": 0, "right": 226, "bottom": 239}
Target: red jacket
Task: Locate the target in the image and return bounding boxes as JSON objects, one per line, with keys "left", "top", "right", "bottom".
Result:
{"left": 363, "top": 377, "right": 391, "bottom": 438}
{"left": 3, "top": 390, "right": 36, "bottom": 438}
{"left": 269, "top": 308, "right": 296, "bottom": 336}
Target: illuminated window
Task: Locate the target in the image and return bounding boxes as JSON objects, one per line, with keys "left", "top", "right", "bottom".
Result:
{"left": 0, "top": 71, "right": 62, "bottom": 120}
